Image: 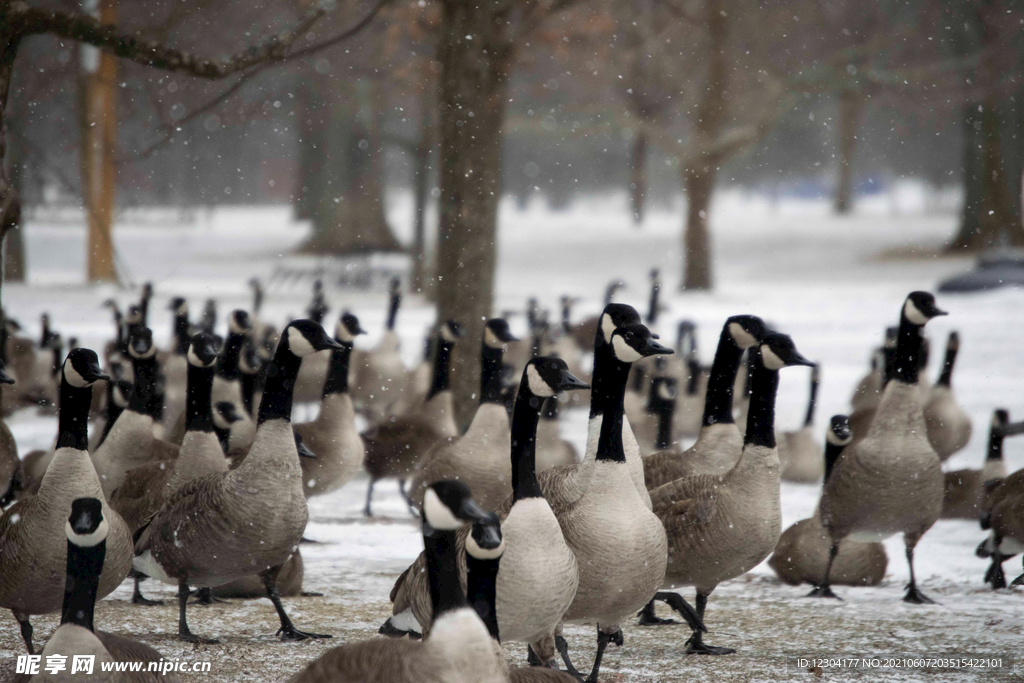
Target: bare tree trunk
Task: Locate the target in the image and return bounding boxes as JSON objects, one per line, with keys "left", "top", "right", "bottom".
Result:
{"left": 630, "top": 126, "right": 648, "bottom": 224}
{"left": 435, "top": 1, "right": 511, "bottom": 428}
{"left": 294, "top": 71, "right": 327, "bottom": 222}
{"left": 299, "top": 76, "right": 402, "bottom": 254}
{"left": 834, "top": 89, "right": 863, "bottom": 214}
{"left": 3, "top": 117, "right": 25, "bottom": 282}
{"left": 410, "top": 82, "right": 434, "bottom": 296}
{"left": 679, "top": 0, "right": 727, "bottom": 291}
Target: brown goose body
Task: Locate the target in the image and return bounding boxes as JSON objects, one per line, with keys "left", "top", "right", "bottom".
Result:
{"left": 212, "top": 549, "right": 304, "bottom": 598}
{"left": 296, "top": 393, "right": 365, "bottom": 497}
{"left": 924, "top": 386, "right": 972, "bottom": 461}
{"left": 770, "top": 514, "right": 887, "bottom": 586}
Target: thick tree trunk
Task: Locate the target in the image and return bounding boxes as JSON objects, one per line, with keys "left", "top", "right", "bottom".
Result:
{"left": 682, "top": 163, "right": 716, "bottom": 290}
{"left": 3, "top": 114, "right": 25, "bottom": 282}
{"left": 630, "top": 127, "right": 648, "bottom": 224}
{"left": 435, "top": 1, "right": 511, "bottom": 428}
{"left": 410, "top": 83, "right": 434, "bottom": 296}
{"left": 834, "top": 89, "right": 863, "bottom": 215}
{"left": 298, "top": 76, "right": 402, "bottom": 254}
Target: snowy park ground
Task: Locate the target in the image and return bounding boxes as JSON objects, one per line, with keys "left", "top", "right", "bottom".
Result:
{"left": 1, "top": 189, "right": 1023, "bottom": 681}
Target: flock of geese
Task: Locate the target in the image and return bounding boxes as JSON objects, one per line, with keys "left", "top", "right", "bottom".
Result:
{"left": 0, "top": 274, "right": 1021, "bottom": 683}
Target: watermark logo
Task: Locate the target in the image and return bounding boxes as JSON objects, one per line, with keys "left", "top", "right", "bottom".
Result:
{"left": 16, "top": 654, "right": 211, "bottom": 675}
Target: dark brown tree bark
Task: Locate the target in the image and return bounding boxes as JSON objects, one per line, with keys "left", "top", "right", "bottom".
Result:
{"left": 680, "top": 0, "right": 727, "bottom": 291}
{"left": 630, "top": 127, "right": 648, "bottom": 224}
{"left": 434, "top": 1, "right": 512, "bottom": 428}
{"left": 3, "top": 114, "right": 25, "bottom": 282}
{"left": 410, "top": 81, "right": 435, "bottom": 295}
{"left": 834, "top": 89, "right": 863, "bottom": 215}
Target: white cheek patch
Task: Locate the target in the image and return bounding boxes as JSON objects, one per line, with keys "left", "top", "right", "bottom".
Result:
{"left": 465, "top": 531, "right": 505, "bottom": 560}
{"left": 440, "top": 324, "right": 458, "bottom": 344}
{"left": 65, "top": 518, "right": 109, "bottom": 547}
{"left": 657, "top": 383, "right": 676, "bottom": 400}
{"left": 287, "top": 327, "right": 316, "bottom": 357}
{"left": 128, "top": 344, "right": 156, "bottom": 360}
{"left": 526, "top": 365, "right": 555, "bottom": 397}
{"left": 903, "top": 299, "right": 929, "bottom": 326}
{"left": 826, "top": 430, "right": 852, "bottom": 446}
{"left": 729, "top": 322, "right": 757, "bottom": 349}
{"left": 760, "top": 345, "right": 786, "bottom": 371}
{"left": 177, "top": 303, "right": 189, "bottom": 315}
{"left": 112, "top": 386, "right": 129, "bottom": 408}
{"left": 611, "top": 336, "right": 643, "bottom": 363}
{"left": 335, "top": 321, "right": 355, "bottom": 343}
{"left": 600, "top": 314, "right": 615, "bottom": 346}
{"left": 229, "top": 316, "right": 248, "bottom": 335}
{"left": 187, "top": 346, "right": 214, "bottom": 368}
{"left": 212, "top": 410, "right": 232, "bottom": 430}
{"left": 423, "top": 488, "right": 463, "bottom": 531}
{"left": 64, "top": 361, "right": 89, "bottom": 388}
{"left": 483, "top": 326, "right": 503, "bottom": 349}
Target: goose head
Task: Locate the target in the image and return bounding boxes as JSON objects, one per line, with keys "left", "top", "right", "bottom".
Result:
{"left": 902, "top": 291, "right": 946, "bottom": 326}
{"left": 609, "top": 323, "right": 673, "bottom": 364}
{"left": 758, "top": 333, "right": 814, "bottom": 371}
{"left": 439, "top": 320, "right": 464, "bottom": 344}
{"left": 523, "top": 356, "right": 590, "bottom": 398}
{"left": 213, "top": 401, "right": 242, "bottom": 430}
{"left": 228, "top": 310, "right": 251, "bottom": 336}
{"left": 598, "top": 303, "right": 642, "bottom": 347}
{"left": 259, "top": 326, "right": 279, "bottom": 361}
{"left": 484, "top": 319, "right": 518, "bottom": 349}
{"left": 465, "top": 515, "right": 505, "bottom": 560}
{"left": 294, "top": 432, "right": 316, "bottom": 459}
{"left": 187, "top": 333, "right": 220, "bottom": 368}
{"left": 282, "top": 320, "right": 344, "bottom": 358}
{"left": 335, "top": 312, "right": 366, "bottom": 344}
{"left": 725, "top": 314, "right": 769, "bottom": 351}
{"left": 0, "top": 365, "right": 14, "bottom": 385}
{"left": 239, "top": 340, "right": 263, "bottom": 375}
{"left": 127, "top": 327, "right": 156, "bottom": 360}
{"left": 604, "top": 279, "right": 626, "bottom": 305}
{"left": 111, "top": 380, "right": 132, "bottom": 409}
{"left": 62, "top": 349, "right": 109, "bottom": 388}
{"left": 422, "top": 480, "right": 498, "bottom": 535}
{"left": 124, "top": 305, "right": 143, "bottom": 327}
{"left": 826, "top": 415, "right": 852, "bottom": 446}
{"left": 168, "top": 297, "right": 188, "bottom": 316}
{"left": 66, "top": 497, "right": 108, "bottom": 548}
{"left": 140, "top": 282, "right": 153, "bottom": 302}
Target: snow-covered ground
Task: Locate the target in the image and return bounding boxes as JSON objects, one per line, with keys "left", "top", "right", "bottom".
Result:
{"left": 2, "top": 190, "right": 1023, "bottom": 681}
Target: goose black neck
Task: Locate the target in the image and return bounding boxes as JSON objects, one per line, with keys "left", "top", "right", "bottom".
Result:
{"left": 40, "top": 320, "right": 49, "bottom": 347}
{"left": 57, "top": 377, "right": 93, "bottom": 451}
{"left": 427, "top": 340, "right": 454, "bottom": 400}
{"left": 511, "top": 386, "right": 544, "bottom": 500}
{"left": 97, "top": 384, "right": 123, "bottom": 448}
{"left": 215, "top": 426, "right": 231, "bottom": 454}
{"left": 987, "top": 425, "right": 1005, "bottom": 462}
{"left": 744, "top": 351, "right": 779, "bottom": 449}
{"left": 937, "top": 343, "right": 958, "bottom": 387}
{"left": 656, "top": 402, "right": 674, "bottom": 450}
{"left": 541, "top": 396, "right": 559, "bottom": 420}
{"left": 480, "top": 343, "right": 505, "bottom": 405}
{"left": 686, "top": 358, "right": 701, "bottom": 395}
{"left": 217, "top": 332, "right": 246, "bottom": 381}
{"left": 114, "top": 316, "right": 124, "bottom": 354}
{"left": 804, "top": 373, "right": 819, "bottom": 427}
{"left": 646, "top": 281, "right": 660, "bottom": 325}
{"left": 892, "top": 316, "right": 925, "bottom": 385}
{"left": 561, "top": 302, "right": 571, "bottom": 333}
{"left": 595, "top": 357, "right": 630, "bottom": 462}
{"left": 60, "top": 539, "right": 104, "bottom": 631}
{"left": 386, "top": 292, "right": 401, "bottom": 331}
{"left": 630, "top": 365, "right": 646, "bottom": 393}
{"left": 702, "top": 327, "right": 742, "bottom": 426}
{"left": 241, "top": 373, "right": 257, "bottom": 414}
{"left": 257, "top": 340, "right": 301, "bottom": 424}
{"left": 186, "top": 363, "right": 215, "bottom": 433}
{"left": 466, "top": 554, "right": 501, "bottom": 641}
{"left": 322, "top": 342, "right": 353, "bottom": 396}
{"left": 823, "top": 441, "right": 844, "bottom": 482}
{"left": 589, "top": 344, "right": 631, "bottom": 421}
{"left": 0, "top": 316, "right": 8, "bottom": 366}
{"left": 127, "top": 356, "right": 158, "bottom": 416}
{"left": 424, "top": 524, "right": 465, "bottom": 620}
{"left": 173, "top": 314, "right": 190, "bottom": 355}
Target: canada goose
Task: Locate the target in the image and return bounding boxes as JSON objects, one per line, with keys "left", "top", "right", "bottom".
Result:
{"left": 815, "top": 291, "right": 947, "bottom": 603}
{"left": 0, "top": 365, "right": 20, "bottom": 506}
{"left": 568, "top": 280, "right": 625, "bottom": 351}
{"left": 11, "top": 498, "right": 177, "bottom": 683}
{"left": 288, "top": 481, "right": 505, "bottom": 683}
{"left": 352, "top": 277, "right": 406, "bottom": 423}
{"left": 133, "top": 320, "right": 341, "bottom": 643}
{"left": 976, "top": 465, "right": 1024, "bottom": 589}
{"left": 645, "top": 333, "right": 811, "bottom": 654}
{"left": 769, "top": 415, "right": 888, "bottom": 588}
{"left": 198, "top": 299, "right": 217, "bottom": 336}
{"left": 0, "top": 313, "right": 23, "bottom": 416}
{"left": 238, "top": 339, "right": 264, "bottom": 416}
{"left": 384, "top": 358, "right": 589, "bottom": 666}
{"left": 778, "top": 366, "right": 824, "bottom": 483}
{"left": 211, "top": 310, "right": 254, "bottom": 431}
{"left": 943, "top": 409, "right": 1012, "bottom": 520}
{"left": 408, "top": 319, "right": 519, "bottom": 512}
{"left": 0, "top": 349, "right": 133, "bottom": 653}
{"left": 91, "top": 327, "right": 178, "bottom": 498}
{"left": 924, "top": 331, "right": 972, "bottom": 461}
{"left": 462, "top": 515, "right": 582, "bottom": 683}
{"left": 669, "top": 321, "right": 705, "bottom": 439}
{"left": 362, "top": 320, "right": 463, "bottom": 517}
{"left": 292, "top": 281, "right": 332, "bottom": 404}
{"left": 536, "top": 397, "right": 578, "bottom": 472}
{"left": 732, "top": 350, "right": 756, "bottom": 433}
{"left": 306, "top": 279, "right": 329, "bottom": 323}
{"left": 20, "top": 313, "right": 59, "bottom": 407}
{"left": 211, "top": 549, "right": 305, "bottom": 600}
{"left": 550, "top": 322, "right": 682, "bottom": 681}
{"left": 160, "top": 297, "right": 191, "bottom": 435}
{"left": 642, "top": 315, "right": 769, "bottom": 488}
{"left": 138, "top": 282, "right": 154, "bottom": 326}
{"left": 631, "top": 373, "right": 677, "bottom": 456}
{"left": 296, "top": 312, "right": 367, "bottom": 497}
{"left": 850, "top": 347, "right": 884, "bottom": 414}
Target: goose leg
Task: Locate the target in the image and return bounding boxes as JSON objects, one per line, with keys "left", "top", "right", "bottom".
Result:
{"left": 643, "top": 591, "right": 706, "bottom": 630}
{"left": 14, "top": 612, "right": 33, "bottom": 654}
{"left": 685, "top": 593, "right": 735, "bottom": 655}
{"left": 902, "top": 544, "right": 936, "bottom": 604}
{"left": 398, "top": 479, "right": 417, "bottom": 517}
{"left": 260, "top": 565, "right": 332, "bottom": 641}
{"left": 191, "top": 587, "right": 230, "bottom": 605}
{"left": 585, "top": 625, "right": 623, "bottom": 683}
{"left": 637, "top": 599, "right": 676, "bottom": 626}
{"left": 363, "top": 479, "right": 376, "bottom": 517}
{"left": 806, "top": 542, "right": 842, "bottom": 599}
{"left": 555, "top": 634, "right": 585, "bottom": 681}
{"left": 132, "top": 575, "right": 164, "bottom": 606}
{"left": 528, "top": 633, "right": 561, "bottom": 669}
{"left": 177, "top": 581, "right": 219, "bottom": 644}
{"left": 984, "top": 552, "right": 1007, "bottom": 589}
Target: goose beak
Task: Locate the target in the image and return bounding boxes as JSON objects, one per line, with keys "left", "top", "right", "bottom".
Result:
{"left": 473, "top": 516, "right": 503, "bottom": 551}
{"left": 214, "top": 401, "right": 242, "bottom": 424}
{"left": 554, "top": 369, "right": 590, "bottom": 392}
{"left": 0, "top": 366, "right": 14, "bottom": 385}
{"left": 314, "top": 331, "right": 345, "bottom": 352}
{"left": 458, "top": 496, "right": 493, "bottom": 526}
{"left": 82, "top": 363, "right": 110, "bottom": 384}
{"left": 295, "top": 436, "right": 316, "bottom": 459}
{"left": 999, "top": 420, "right": 1024, "bottom": 437}
{"left": 788, "top": 351, "right": 816, "bottom": 368}
{"left": 639, "top": 337, "right": 674, "bottom": 358}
